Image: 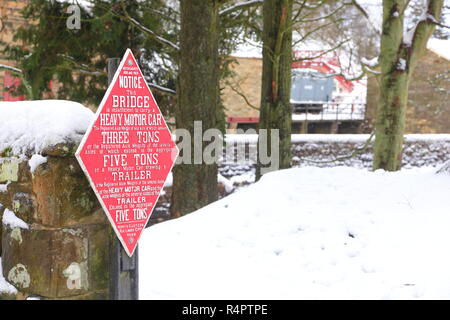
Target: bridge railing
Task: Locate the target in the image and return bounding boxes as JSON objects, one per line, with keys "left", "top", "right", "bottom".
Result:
{"left": 291, "top": 100, "right": 366, "bottom": 121}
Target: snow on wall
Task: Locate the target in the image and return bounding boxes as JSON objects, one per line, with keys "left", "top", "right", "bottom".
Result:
{"left": 220, "top": 134, "right": 450, "bottom": 179}
{"left": 2, "top": 208, "right": 29, "bottom": 230}
{"left": 225, "top": 133, "right": 450, "bottom": 144}
{"left": 28, "top": 154, "right": 47, "bottom": 174}
{"left": 0, "top": 100, "right": 94, "bottom": 156}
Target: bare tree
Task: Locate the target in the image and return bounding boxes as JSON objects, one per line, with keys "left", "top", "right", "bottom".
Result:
{"left": 373, "top": 0, "right": 444, "bottom": 171}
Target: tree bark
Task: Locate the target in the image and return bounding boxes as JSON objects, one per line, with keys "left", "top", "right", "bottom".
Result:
{"left": 373, "top": 0, "right": 407, "bottom": 171}
{"left": 373, "top": 0, "right": 444, "bottom": 171}
{"left": 171, "top": 0, "right": 220, "bottom": 217}
{"left": 256, "top": 0, "right": 293, "bottom": 180}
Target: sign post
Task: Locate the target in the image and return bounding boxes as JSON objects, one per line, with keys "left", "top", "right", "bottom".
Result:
{"left": 76, "top": 50, "right": 178, "bottom": 299}
{"left": 107, "top": 57, "right": 138, "bottom": 300}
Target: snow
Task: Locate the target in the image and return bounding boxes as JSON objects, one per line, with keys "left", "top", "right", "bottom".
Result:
{"left": 2, "top": 208, "right": 29, "bottom": 230}
{"left": 437, "top": 160, "right": 450, "bottom": 174}
{"left": 231, "top": 38, "right": 262, "bottom": 59}
{"left": 0, "top": 258, "right": 17, "bottom": 296}
{"left": 164, "top": 172, "right": 173, "bottom": 187}
{"left": 164, "top": 172, "right": 235, "bottom": 193}
{"left": 427, "top": 38, "right": 450, "bottom": 61}
{"left": 0, "top": 181, "right": 9, "bottom": 193}
{"left": 223, "top": 133, "right": 450, "bottom": 144}
{"left": 356, "top": 0, "right": 383, "bottom": 33}
{"left": 220, "top": 0, "right": 263, "bottom": 16}
{"left": 356, "top": 0, "right": 450, "bottom": 51}
{"left": 361, "top": 56, "right": 379, "bottom": 68}
{"left": 0, "top": 100, "right": 94, "bottom": 156}
{"left": 0, "top": 64, "right": 22, "bottom": 74}
{"left": 229, "top": 171, "right": 255, "bottom": 185}
{"left": 140, "top": 166, "right": 450, "bottom": 299}
{"left": 397, "top": 58, "right": 407, "bottom": 70}
{"left": 404, "top": 134, "right": 450, "bottom": 142}
{"left": 218, "top": 174, "right": 235, "bottom": 193}
{"left": 404, "top": 20, "right": 423, "bottom": 47}
{"left": 56, "top": 0, "right": 94, "bottom": 12}
{"left": 28, "top": 154, "right": 47, "bottom": 174}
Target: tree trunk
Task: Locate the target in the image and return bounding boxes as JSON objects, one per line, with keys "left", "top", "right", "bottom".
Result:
{"left": 256, "top": 0, "right": 293, "bottom": 180}
{"left": 373, "top": 0, "right": 443, "bottom": 171}
{"left": 171, "top": 0, "right": 219, "bottom": 217}
{"left": 373, "top": 0, "right": 407, "bottom": 171}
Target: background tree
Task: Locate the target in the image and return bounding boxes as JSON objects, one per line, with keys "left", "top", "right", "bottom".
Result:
{"left": 170, "top": 0, "right": 220, "bottom": 217}
{"left": 256, "top": 0, "right": 293, "bottom": 180}
{"left": 255, "top": 0, "right": 369, "bottom": 179}
{"left": 373, "top": 0, "right": 444, "bottom": 171}
{"left": 1, "top": 0, "right": 177, "bottom": 112}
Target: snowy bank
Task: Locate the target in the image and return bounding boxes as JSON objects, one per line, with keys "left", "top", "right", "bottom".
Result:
{"left": 140, "top": 166, "right": 450, "bottom": 299}
{"left": 0, "top": 100, "right": 94, "bottom": 156}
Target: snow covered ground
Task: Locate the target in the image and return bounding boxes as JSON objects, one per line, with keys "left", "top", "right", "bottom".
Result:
{"left": 140, "top": 166, "right": 450, "bottom": 299}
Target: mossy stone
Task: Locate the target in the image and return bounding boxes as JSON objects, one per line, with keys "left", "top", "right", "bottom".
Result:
{"left": 31, "top": 156, "right": 102, "bottom": 227}
{"left": 1, "top": 223, "right": 110, "bottom": 299}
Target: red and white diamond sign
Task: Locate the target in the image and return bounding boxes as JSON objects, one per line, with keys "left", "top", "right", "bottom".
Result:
{"left": 76, "top": 49, "right": 178, "bottom": 257}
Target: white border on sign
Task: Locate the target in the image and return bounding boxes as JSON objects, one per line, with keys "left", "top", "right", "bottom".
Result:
{"left": 75, "top": 48, "right": 179, "bottom": 257}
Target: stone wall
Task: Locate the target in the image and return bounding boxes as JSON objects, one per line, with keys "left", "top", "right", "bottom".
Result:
{"left": 0, "top": 146, "right": 112, "bottom": 300}
{"left": 219, "top": 134, "right": 450, "bottom": 179}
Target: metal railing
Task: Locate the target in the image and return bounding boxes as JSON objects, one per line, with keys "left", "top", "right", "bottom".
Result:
{"left": 291, "top": 100, "right": 366, "bottom": 121}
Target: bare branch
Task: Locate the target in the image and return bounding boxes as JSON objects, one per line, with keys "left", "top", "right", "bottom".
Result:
{"left": 292, "top": 39, "right": 350, "bottom": 62}
{"left": 429, "top": 20, "right": 450, "bottom": 29}
{"left": 57, "top": 54, "right": 106, "bottom": 76}
{"left": 227, "top": 82, "right": 259, "bottom": 110}
{"left": 127, "top": 16, "right": 180, "bottom": 51}
{"left": 148, "top": 83, "right": 176, "bottom": 95}
{"left": 347, "top": 0, "right": 370, "bottom": 20}
{"left": 347, "top": 0, "right": 381, "bottom": 35}
{"left": 298, "top": 0, "right": 327, "bottom": 11}
{"left": 219, "top": 0, "right": 263, "bottom": 16}
{"left": 0, "top": 64, "right": 23, "bottom": 74}
{"left": 407, "top": 0, "right": 445, "bottom": 70}
{"left": 113, "top": 3, "right": 180, "bottom": 52}
{"left": 297, "top": 1, "right": 347, "bottom": 23}
{"left": 0, "top": 64, "right": 33, "bottom": 99}
{"left": 292, "top": 19, "right": 343, "bottom": 46}
{"left": 399, "top": 0, "right": 413, "bottom": 17}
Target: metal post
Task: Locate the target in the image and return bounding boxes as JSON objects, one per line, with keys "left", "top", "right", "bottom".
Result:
{"left": 107, "top": 57, "right": 139, "bottom": 300}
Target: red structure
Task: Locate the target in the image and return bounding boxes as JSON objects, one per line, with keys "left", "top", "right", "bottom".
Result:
{"left": 227, "top": 50, "right": 360, "bottom": 128}
{"left": 2, "top": 72, "right": 25, "bottom": 101}
{"left": 292, "top": 50, "right": 354, "bottom": 92}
